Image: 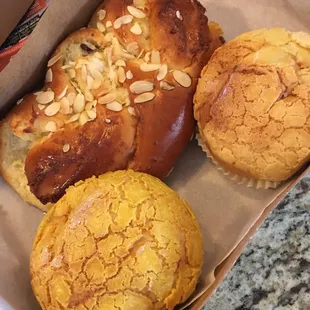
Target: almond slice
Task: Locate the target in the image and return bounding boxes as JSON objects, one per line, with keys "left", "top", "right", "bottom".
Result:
{"left": 137, "top": 48, "right": 145, "bottom": 59}
{"left": 85, "top": 102, "right": 93, "bottom": 111}
{"left": 87, "top": 75, "right": 94, "bottom": 90}
{"left": 118, "top": 67, "right": 126, "bottom": 84}
{"left": 126, "top": 70, "right": 133, "bottom": 80}
{"left": 85, "top": 89, "right": 94, "bottom": 102}
{"left": 68, "top": 69, "right": 76, "bottom": 79}
{"left": 66, "top": 113, "right": 80, "bottom": 123}
{"left": 57, "top": 86, "right": 68, "bottom": 100}
{"left": 160, "top": 81, "right": 175, "bottom": 91}
{"left": 144, "top": 52, "right": 151, "bottom": 63}
{"left": 63, "top": 143, "right": 70, "bottom": 153}
{"left": 81, "top": 64, "right": 87, "bottom": 81}
{"left": 44, "top": 102, "right": 61, "bottom": 116}
{"left": 126, "top": 42, "right": 139, "bottom": 55}
{"left": 106, "top": 101, "right": 123, "bottom": 112}
{"left": 60, "top": 97, "right": 71, "bottom": 114}
{"left": 130, "top": 81, "right": 154, "bottom": 94}
{"left": 16, "top": 98, "right": 23, "bottom": 105}
{"left": 140, "top": 63, "right": 161, "bottom": 72}
{"left": 88, "top": 66, "right": 102, "bottom": 80}
{"left": 87, "top": 109, "right": 97, "bottom": 120}
{"left": 67, "top": 92, "right": 76, "bottom": 106}
{"left": 115, "top": 59, "right": 126, "bottom": 67}
{"left": 173, "top": 70, "right": 192, "bottom": 87}
{"left": 130, "top": 23, "right": 142, "bottom": 35}
{"left": 36, "top": 91, "right": 55, "bottom": 104}
{"left": 46, "top": 69, "right": 53, "bottom": 83}
{"left": 98, "top": 9, "right": 106, "bottom": 20}
{"left": 73, "top": 93, "right": 86, "bottom": 113}
{"left": 98, "top": 93, "right": 116, "bottom": 104}
{"left": 34, "top": 91, "right": 44, "bottom": 96}
{"left": 47, "top": 53, "right": 62, "bottom": 67}
{"left": 105, "top": 118, "right": 111, "bottom": 124}
{"left": 114, "top": 15, "right": 134, "bottom": 29}
{"left": 127, "top": 6, "right": 146, "bottom": 18}
{"left": 61, "top": 65, "right": 72, "bottom": 70}
{"left": 176, "top": 10, "right": 183, "bottom": 20}
{"left": 134, "top": 92, "right": 155, "bottom": 103}
{"left": 157, "top": 64, "right": 168, "bottom": 81}
{"left": 106, "top": 21, "right": 112, "bottom": 28}
{"left": 45, "top": 121, "right": 57, "bottom": 132}
{"left": 38, "top": 104, "right": 46, "bottom": 111}
{"left": 127, "top": 106, "right": 136, "bottom": 116}
{"left": 79, "top": 111, "right": 90, "bottom": 125}
{"left": 151, "top": 51, "right": 161, "bottom": 64}
{"left": 93, "top": 78, "right": 102, "bottom": 89}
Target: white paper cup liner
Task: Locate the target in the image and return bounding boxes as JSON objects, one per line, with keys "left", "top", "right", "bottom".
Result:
{"left": 196, "top": 133, "right": 281, "bottom": 190}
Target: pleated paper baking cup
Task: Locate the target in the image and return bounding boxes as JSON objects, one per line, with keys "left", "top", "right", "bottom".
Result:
{"left": 196, "top": 133, "right": 280, "bottom": 190}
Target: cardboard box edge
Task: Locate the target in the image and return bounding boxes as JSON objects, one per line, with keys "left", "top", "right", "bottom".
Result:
{"left": 189, "top": 165, "right": 310, "bottom": 310}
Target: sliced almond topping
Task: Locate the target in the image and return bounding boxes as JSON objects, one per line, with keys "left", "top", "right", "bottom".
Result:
{"left": 66, "top": 113, "right": 80, "bottom": 123}
{"left": 173, "top": 70, "right": 192, "bottom": 88}
{"left": 114, "top": 15, "right": 133, "bottom": 29}
{"left": 45, "top": 121, "right": 57, "bottom": 132}
{"left": 47, "top": 53, "right": 62, "bottom": 67}
{"left": 176, "top": 10, "right": 183, "bottom": 20}
{"left": 38, "top": 104, "right": 46, "bottom": 110}
{"left": 46, "top": 69, "right": 53, "bottom": 83}
{"left": 68, "top": 69, "right": 76, "bottom": 79}
{"left": 87, "top": 75, "right": 94, "bottom": 90}
{"left": 61, "top": 65, "right": 72, "bottom": 70}
{"left": 140, "top": 63, "right": 161, "bottom": 72}
{"left": 160, "top": 81, "right": 175, "bottom": 91}
{"left": 16, "top": 98, "right": 23, "bottom": 105}
{"left": 130, "top": 23, "right": 143, "bottom": 35}
{"left": 34, "top": 91, "right": 44, "bottom": 96}
{"left": 63, "top": 143, "right": 70, "bottom": 153}
{"left": 137, "top": 48, "right": 145, "bottom": 59}
{"left": 106, "top": 101, "right": 123, "bottom": 112}
{"left": 134, "top": 92, "right": 155, "bottom": 103}
{"left": 127, "top": 6, "right": 146, "bottom": 18}
{"left": 79, "top": 111, "right": 90, "bottom": 125}
{"left": 115, "top": 59, "right": 126, "bottom": 67}
{"left": 144, "top": 52, "right": 151, "bottom": 63}
{"left": 94, "top": 52, "right": 103, "bottom": 59}
{"left": 97, "top": 22, "right": 106, "bottom": 32}
{"left": 126, "top": 42, "right": 139, "bottom": 55}
{"left": 93, "top": 78, "right": 102, "bottom": 90}
{"left": 85, "top": 89, "right": 94, "bottom": 102}
{"left": 77, "top": 59, "right": 89, "bottom": 66}
{"left": 81, "top": 65, "right": 87, "bottom": 81}
{"left": 73, "top": 94, "right": 86, "bottom": 113}
{"left": 98, "top": 93, "right": 116, "bottom": 104}
{"left": 98, "top": 9, "right": 107, "bottom": 20}
{"left": 57, "top": 86, "right": 68, "bottom": 100}
{"left": 97, "top": 89, "right": 110, "bottom": 97}
{"left": 126, "top": 70, "right": 133, "bottom": 80}
{"left": 151, "top": 51, "right": 161, "bottom": 64}
{"left": 36, "top": 91, "right": 55, "bottom": 104}
{"left": 127, "top": 106, "right": 136, "bottom": 116}
{"left": 69, "top": 61, "right": 76, "bottom": 66}
{"left": 88, "top": 66, "right": 102, "bottom": 80}
{"left": 106, "top": 20, "right": 112, "bottom": 28}
{"left": 118, "top": 67, "right": 126, "bottom": 84}
{"left": 157, "top": 64, "right": 168, "bottom": 81}
{"left": 130, "top": 81, "right": 154, "bottom": 94}
{"left": 85, "top": 102, "right": 93, "bottom": 111}
{"left": 89, "top": 57, "right": 105, "bottom": 72}
{"left": 60, "top": 97, "right": 71, "bottom": 114}
{"left": 44, "top": 102, "right": 61, "bottom": 116}
{"left": 87, "top": 109, "right": 97, "bottom": 120}
{"left": 105, "top": 118, "right": 111, "bottom": 124}
{"left": 67, "top": 92, "right": 76, "bottom": 106}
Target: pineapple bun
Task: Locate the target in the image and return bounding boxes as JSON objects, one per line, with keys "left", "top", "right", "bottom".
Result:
{"left": 30, "top": 170, "right": 203, "bottom": 310}
{"left": 194, "top": 28, "right": 310, "bottom": 184}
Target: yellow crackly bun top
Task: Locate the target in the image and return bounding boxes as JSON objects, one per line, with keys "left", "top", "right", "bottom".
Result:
{"left": 30, "top": 170, "right": 203, "bottom": 310}
{"left": 194, "top": 28, "right": 310, "bottom": 182}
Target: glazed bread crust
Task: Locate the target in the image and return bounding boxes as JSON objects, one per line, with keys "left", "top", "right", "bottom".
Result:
{"left": 30, "top": 171, "right": 203, "bottom": 310}
{"left": 0, "top": 0, "right": 217, "bottom": 208}
{"left": 194, "top": 28, "right": 310, "bottom": 182}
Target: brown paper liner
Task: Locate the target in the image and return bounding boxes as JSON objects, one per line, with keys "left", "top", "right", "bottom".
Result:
{"left": 196, "top": 133, "right": 281, "bottom": 190}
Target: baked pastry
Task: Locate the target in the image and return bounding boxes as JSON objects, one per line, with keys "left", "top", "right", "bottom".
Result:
{"left": 194, "top": 28, "right": 310, "bottom": 185}
{"left": 0, "top": 0, "right": 222, "bottom": 210}
{"left": 30, "top": 170, "right": 203, "bottom": 310}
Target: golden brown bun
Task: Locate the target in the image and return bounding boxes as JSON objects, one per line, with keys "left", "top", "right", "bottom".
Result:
{"left": 194, "top": 28, "right": 310, "bottom": 183}
{"left": 30, "top": 170, "right": 203, "bottom": 310}
{"left": 0, "top": 0, "right": 220, "bottom": 209}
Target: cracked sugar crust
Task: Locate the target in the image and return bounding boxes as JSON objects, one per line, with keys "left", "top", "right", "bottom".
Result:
{"left": 30, "top": 170, "right": 203, "bottom": 310}
{"left": 194, "top": 28, "right": 310, "bottom": 182}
